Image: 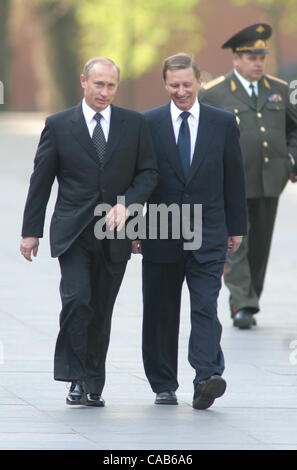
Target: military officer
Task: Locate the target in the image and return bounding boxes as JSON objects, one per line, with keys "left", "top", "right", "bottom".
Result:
{"left": 199, "top": 23, "right": 297, "bottom": 329}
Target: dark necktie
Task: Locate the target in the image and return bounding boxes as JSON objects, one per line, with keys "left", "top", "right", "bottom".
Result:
{"left": 177, "top": 111, "right": 191, "bottom": 178}
{"left": 92, "top": 113, "right": 106, "bottom": 164}
{"left": 249, "top": 83, "right": 257, "bottom": 106}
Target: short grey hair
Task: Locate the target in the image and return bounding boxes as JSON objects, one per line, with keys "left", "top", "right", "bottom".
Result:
{"left": 163, "top": 53, "right": 200, "bottom": 81}
{"left": 83, "top": 57, "right": 120, "bottom": 81}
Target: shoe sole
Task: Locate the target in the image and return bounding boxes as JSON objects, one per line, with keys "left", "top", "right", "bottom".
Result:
{"left": 80, "top": 398, "right": 105, "bottom": 407}
{"left": 66, "top": 397, "right": 83, "bottom": 406}
{"left": 155, "top": 399, "right": 178, "bottom": 405}
{"left": 233, "top": 318, "right": 253, "bottom": 329}
{"left": 193, "top": 377, "right": 226, "bottom": 410}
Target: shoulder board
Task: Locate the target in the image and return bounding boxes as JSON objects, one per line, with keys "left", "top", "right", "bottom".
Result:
{"left": 202, "top": 75, "right": 226, "bottom": 90}
{"left": 265, "top": 74, "right": 288, "bottom": 86}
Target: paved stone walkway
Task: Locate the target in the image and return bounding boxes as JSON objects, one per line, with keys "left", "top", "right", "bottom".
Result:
{"left": 0, "top": 113, "right": 297, "bottom": 451}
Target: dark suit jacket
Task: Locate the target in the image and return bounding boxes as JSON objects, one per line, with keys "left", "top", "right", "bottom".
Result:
{"left": 141, "top": 101, "right": 247, "bottom": 264}
{"left": 21, "top": 102, "right": 159, "bottom": 261}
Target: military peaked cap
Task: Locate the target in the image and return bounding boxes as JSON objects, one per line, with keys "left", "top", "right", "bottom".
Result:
{"left": 222, "top": 23, "right": 272, "bottom": 54}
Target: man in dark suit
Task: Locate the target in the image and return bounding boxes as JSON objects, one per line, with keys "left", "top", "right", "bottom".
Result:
{"left": 20, "top": 56, "right": 159, "bottom": 406}
{"left": 135, "top": 53, "right": 247, "bottom": 410}
{"left": 199, "top": 24, "right": 297, "bottom": 329}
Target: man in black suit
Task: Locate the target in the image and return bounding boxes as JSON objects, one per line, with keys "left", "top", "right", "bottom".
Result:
{"left": 20, "top": 56, "right": 159, "bottom": 406}
{"left": 135, "top": 53, "right": 247, "bottom": 410}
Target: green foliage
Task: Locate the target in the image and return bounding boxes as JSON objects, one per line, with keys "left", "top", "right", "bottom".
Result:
{"left": 73, "top": 0, "right": 202, "bottom": 79}
{"left": 32, "top": 0, "right": 203, "bottom": 107}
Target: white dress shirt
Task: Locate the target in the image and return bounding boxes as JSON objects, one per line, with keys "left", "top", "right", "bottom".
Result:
{"left": 233, "top": 69, "right": 258, "bottom": 97}
{"left": 82, "top": 98, "right": 111, "bottom": 141}
{"left": 170, "top": 98, "right": 200, "bottom": 163}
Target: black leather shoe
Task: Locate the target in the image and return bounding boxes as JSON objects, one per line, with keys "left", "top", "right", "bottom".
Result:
{"left": 80, "top": 381, "right": 105, "bottom": 407}
{"left": 233, "top": 308, "right": 256, "bottom": 329}
{"left": 66, "top": 381, "right": 83, "bottom": 405}
{"left": 193, "top": 375, "right": 226, "bottom": 410}
{"left": 155, "top": 391, "right": 178, "bottom": 405}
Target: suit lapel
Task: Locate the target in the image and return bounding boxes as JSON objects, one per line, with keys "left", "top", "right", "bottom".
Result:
{"left": 227, "top": 72, "right": 272, "bottom": 112}
{"left": 155, "top": 104, "right": 185, "bottom": 184}
{"left": 155, "top": 103, "right": 216, "bottom": 185}
{"left": 187, "top": 102, "right": 215, "bottom": 184}
{"left": 70, "top": 102, "right": 99, "bottom": 165}
{"left": 257, "top": 76, "right": 271, "bottom": 111}
{"left": 70, "top": 103, "right": 126, "bottom": 167}
{"left": 228, "top": 72, "right": 257, "bottom": 110}
{"left": 103, "top": 105, "right": 125, "bottom": 167}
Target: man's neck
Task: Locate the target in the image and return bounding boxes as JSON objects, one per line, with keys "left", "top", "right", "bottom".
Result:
{"left": 233, "top": 68, "right": 259, "bottom": 85}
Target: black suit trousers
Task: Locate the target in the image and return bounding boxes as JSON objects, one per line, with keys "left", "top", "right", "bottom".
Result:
{"left": 142, "top": 253, "right": 225, "bottom": 393}
{"left": 54, "top": 222, "right": 127, "bottom": 394}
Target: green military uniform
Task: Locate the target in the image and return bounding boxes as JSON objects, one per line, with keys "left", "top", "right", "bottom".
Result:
{"left": 199, "top": 24, "right": 297, "bottom": 325}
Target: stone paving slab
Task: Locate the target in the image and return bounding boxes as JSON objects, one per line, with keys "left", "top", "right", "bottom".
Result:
{"left": 0, "top": 113, "right": 297, "bottom": 452}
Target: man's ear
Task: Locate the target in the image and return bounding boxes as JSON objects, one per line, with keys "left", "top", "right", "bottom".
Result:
{"left": 80, "top": 74, "right": 86, "bottom": 90}
{"left": 164, "top": 80, "right": 169, "bottom": 93}
{"left": 232, "top": 53, "right": 241, "bottom": 68}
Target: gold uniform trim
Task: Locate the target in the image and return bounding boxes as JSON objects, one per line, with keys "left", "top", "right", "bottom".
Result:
{"left": 236, "top": 39, "right": 267, "bottom": 52}
{"left": 230, "top": 79, "right": 237, "bottom": 92}
{"left": 265, "top": 74, "right": 288, "bottom": 86}
{"left": 256, "top": 25, "right": 265, "bottom": 33}
{"left": 202, "top": 75, "right": 226, "bottom": 90}
{"left": 263, "top": 78, "right": 271, "bottom": 89}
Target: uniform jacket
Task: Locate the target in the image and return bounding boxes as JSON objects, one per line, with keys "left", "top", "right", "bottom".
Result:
{"left": 141, "top": 102, "right": 247, "bottom": 264}
{"left": 199, "top": 71, "right": 297, "bottom": 198}
{"left": 21, "top": 102, "right": 159, "bottom": 261}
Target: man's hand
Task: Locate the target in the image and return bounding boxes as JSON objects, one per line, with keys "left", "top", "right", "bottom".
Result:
{"left": 20, "top": 237, "right": 39, "bottom": 262}
{"left": 106, "top": 203, "right": 130, "bottom": 232}
{"left": 227, "top": 235, "right": 242, "bottom": 254}
{"left": 131, "top": 240, "right": 142, "bottom": 254}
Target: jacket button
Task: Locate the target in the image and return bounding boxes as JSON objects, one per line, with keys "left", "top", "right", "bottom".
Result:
{"left": 263, "top": 141, "right": 268, "bottom": 148}
{"left": 264, "top": 156, "right": 269, "bottom": 163}
{"left": 257, "top": 112, "right": 262, "bottom": 118}
{"left": 260, "top": 126, "right": 266, "bottom": 132}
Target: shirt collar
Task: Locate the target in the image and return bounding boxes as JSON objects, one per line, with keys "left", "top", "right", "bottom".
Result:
{"left": 170, "top": 98, "right": 200, "bottom": 122}
{"left": 233, "top": 69, "right": 258, "bottom": 92}
{"left": 82, "top": 98, "right": 111, "bottom": 124}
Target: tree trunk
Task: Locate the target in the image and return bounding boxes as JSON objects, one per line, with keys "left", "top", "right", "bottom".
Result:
{"left": 36, "top": 2, "right": 81, "bottom": 109}
{"left": 0, "top": 0, "right": 11, "bottom": 109}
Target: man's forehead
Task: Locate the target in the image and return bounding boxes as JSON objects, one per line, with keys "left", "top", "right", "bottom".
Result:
{"left": 166, "top": 68, "right": 197, "bottom": 81}
{"left": 89, "top": 63, "right": 118, "bottom": 79}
